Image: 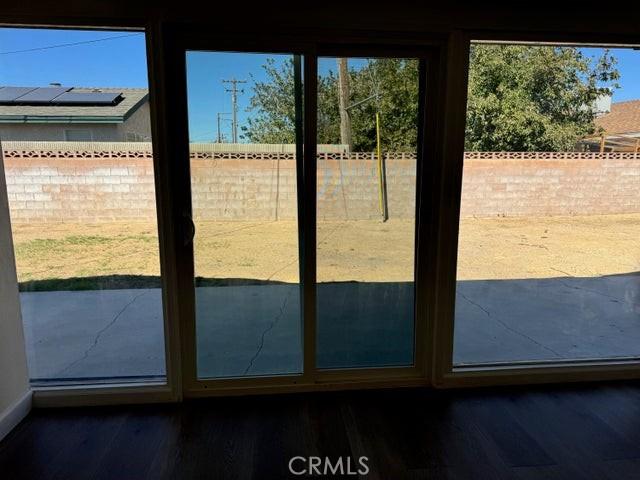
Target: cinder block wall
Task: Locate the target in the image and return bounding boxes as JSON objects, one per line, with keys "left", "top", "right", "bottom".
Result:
{"left": 317, "top": 156, "right": 416, "bottom": 220}
{"left": 2, "top": 144, "right": 640, "bottom": 222}
{"left": 190, "top": 158, "right": 299, "bottom": 220}
{"left": 460, "top": 152, "right": 640, "bottom": 216}
{"left": 4, "top": 157, "right": 157, "bottom": 223}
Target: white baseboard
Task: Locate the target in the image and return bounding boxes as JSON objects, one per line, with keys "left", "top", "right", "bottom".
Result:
{"left": 0, "top": 390, "right": 32, "bottom": 442}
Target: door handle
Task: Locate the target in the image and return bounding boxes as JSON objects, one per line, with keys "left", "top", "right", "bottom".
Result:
{"left": 183, "top": 212, "right": 196, "bottom": 247}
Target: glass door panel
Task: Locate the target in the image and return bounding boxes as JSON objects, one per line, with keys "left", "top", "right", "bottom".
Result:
{"left": 452, "top": 43, "right": 640, "bottom": 367}
{"left": 1, "top": 26, "right": 167, "bottom": 387}
{"left": 316, "top": 56, "right": 420, "bottom": 369}
{"left": 184, "top": 51, "right": 303, "bottom": 379}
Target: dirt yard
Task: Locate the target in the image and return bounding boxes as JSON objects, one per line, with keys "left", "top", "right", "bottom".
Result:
{"left": 11, "top": 213, "right": 640, "bottom": 290}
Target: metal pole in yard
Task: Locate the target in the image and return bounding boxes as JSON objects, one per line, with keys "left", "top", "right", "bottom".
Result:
{"left": 376, "top": 112, "right": 388, "bottom": 222}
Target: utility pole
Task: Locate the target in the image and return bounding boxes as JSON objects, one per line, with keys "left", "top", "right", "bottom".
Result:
{"left": 337, "top": 58, "right": 352, "bottom": 151}
{"left": 222, "top": 78, "right": 247, "bottom": 143}
{"left": 216, "top": 112, "right": 230, "bottom": 143}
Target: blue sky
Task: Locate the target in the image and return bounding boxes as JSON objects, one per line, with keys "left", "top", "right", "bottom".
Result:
{"left": 185, "top": 55, "right": 363, "bottom": 142}
{"left": 186, "top": 51, "right": 288, "bottom": 142}
{"left": 0, "top": 28, "right": 149, "bottom": 88}
{"left": 2, "top": 27, "right": 640, "bottom": 143}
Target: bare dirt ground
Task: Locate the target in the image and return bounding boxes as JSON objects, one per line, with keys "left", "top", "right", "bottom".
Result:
{"left": 457, "top": 213, "right": 640, "bottom": 280}
{"left": 11, "top": 213, "right": 640, "bottom": 288}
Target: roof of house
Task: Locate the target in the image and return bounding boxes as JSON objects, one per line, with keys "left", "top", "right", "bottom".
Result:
{"left": 594, "top": 100, "right": 640, "bottom": 135}
{"left": 0, "top": 87, "right": 148, "bottom": 124}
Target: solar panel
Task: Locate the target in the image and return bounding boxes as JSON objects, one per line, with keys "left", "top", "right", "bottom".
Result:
{"left": 0, "top": 87, "right": 37, "bottom": 102}
{"left": 14, "top": 87, "right": 70, "bottom": 103}
{"left": 0, "top": 86, "right": 125, "bottom": 106}
{"left": 53, "top": 91, "right": 122, "bottom": 105}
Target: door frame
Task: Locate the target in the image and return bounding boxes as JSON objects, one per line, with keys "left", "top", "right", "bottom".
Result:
{"left": 432, "top": 30, "right": 640, "bottom": 389}
{"left": 4, "top": 21, "right": 637, "bottom": 407}
{"left": 161, "top": 25, "right": 447, "bottom": 397}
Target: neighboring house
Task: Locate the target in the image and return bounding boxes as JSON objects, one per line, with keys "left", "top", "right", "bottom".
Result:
{"left": 0, "top": 86, "right": 151, "bottom": 142}
{"left": 582, "top": 99, "right": 640, "bottom": 152}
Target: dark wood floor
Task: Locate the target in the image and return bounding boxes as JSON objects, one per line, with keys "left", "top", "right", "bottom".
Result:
{"left": 2, "top": 382, "right": 640, "bottom": 479}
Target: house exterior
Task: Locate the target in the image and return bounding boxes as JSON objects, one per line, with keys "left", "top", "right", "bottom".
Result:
{"left": 595, "top": 100, "right": 640, "bottom": 136}
{"left": 0, "top": 86, "right": 151, "bottom": 142}
{"left": 583, "top": 99, "right": 640, "bottom": 152}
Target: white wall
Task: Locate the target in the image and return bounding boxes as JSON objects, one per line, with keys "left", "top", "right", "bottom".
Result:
{"left": 0, "top": 123, "right": 119, "bottom": 141}
{"left": 118, "top": 102, "right": 152, "bottom": 141}
{"left": 0, "top": 102, "right": 152, "bottom": 142}
{"left": 0, "top": 146, "right": 30, "bottom": 437}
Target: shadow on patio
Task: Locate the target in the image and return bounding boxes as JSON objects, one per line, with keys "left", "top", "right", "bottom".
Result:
{"left": 18, "top": 272, "right": 640, "bottom": 383}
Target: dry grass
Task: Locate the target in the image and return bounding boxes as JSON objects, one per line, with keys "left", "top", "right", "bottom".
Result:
{"left": 11, "top": 213, "right": 640, "bottom": 290}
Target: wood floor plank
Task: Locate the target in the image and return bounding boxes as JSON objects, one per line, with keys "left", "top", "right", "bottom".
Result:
{"left": 463, "top": 394, "right": 556, "bottom": 468}
{"left": 49, "top": 411, "right": 129, "bottom": 480}
{"left": 1, "top": 381, "right": 639, "bottom": 480}
{"left": 88, "top": 410, "right": 173, "bottom": 480}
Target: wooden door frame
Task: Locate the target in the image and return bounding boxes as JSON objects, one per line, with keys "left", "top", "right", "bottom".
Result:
{"left": 18, "top": 20, "right": 640, "bottom": 406}
{"left": 162, "top": 25, "right": 445, "bottom": 397}
{"left": 431, "top": 30, "right": 640, "bottom": 389}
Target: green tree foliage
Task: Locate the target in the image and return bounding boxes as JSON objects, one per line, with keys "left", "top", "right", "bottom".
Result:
{"left": 242, "top": 58, "right": 342, "bottom": 144}
{"left": 347, "top": 58, "right": 419, "bottom": 151}
{"left": 243, "top": 46, "right": 619, "bottom": 152}
{"left": 242, "top": 58, "right": 297, "bottom": 144}
{"left": 466, "top": 45, "right": 619, "bottom": 151}
{"left": 243, "top": 58, "right": 419, "bottom": 151}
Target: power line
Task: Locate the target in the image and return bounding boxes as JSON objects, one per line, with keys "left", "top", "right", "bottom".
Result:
{"left": 222, "top": 78, "right": 246, "bottom": 143}
{"left": 216, "top": 112, "right": 231, "bottom": 143}
{"left": 0, "top": 33, "right": 143, "bottom": 56}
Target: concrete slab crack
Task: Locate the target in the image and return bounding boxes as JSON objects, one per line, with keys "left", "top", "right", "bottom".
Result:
{"left": 550, "top": 268, "right": 638, "bottom": 307}
{"left": 457, "top": 290, "right": 564, "bottom": 358}
{"left": 243, "top": 287, "right": 292, "bottom": 375}
{"left": 57, "top": 290, "right": 148, "bottom": 376}
{"left": 557, "top": 279, "right": 639, "bottom": 308}
{"left": 458, "top": 291, "right": 491, "bottom": 317}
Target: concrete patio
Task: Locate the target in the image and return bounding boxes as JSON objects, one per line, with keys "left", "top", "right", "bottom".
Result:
{"left": 20, "top": 273, "right": 640, "bottom": 383}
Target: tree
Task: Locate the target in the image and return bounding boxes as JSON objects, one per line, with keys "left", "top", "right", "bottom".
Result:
{"left": 243, "top": 57, "right": 419, "bottom": 151}
{"left": 347, "top": 58, "right": 419, "bottom": 151}
{"left": 242, "top": 58, "right": 297, "bottom": 144}
{"left": 465, "top": 45, "right": 619, "bottom": 151}
{"left": 241, "top": 58, "right": 341, "bottom": 144}
{"left": 243, "top": 47, "right": 619, "bottom": 152}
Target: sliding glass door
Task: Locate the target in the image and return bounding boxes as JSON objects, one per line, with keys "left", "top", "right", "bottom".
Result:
{"left": 183, "top": 50, "right": 304, "bottom": 380}
{"left": 169, "top": 35, "right": 432, "bottom": 394}
{"left": 0, "top": 26, "right": 167, "bottom": 388}
{"left": 6, "top": 24, "right": 637, "bottom": 401}
{"left": 315, "top": 56, "right": 420, "bottom": 369}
